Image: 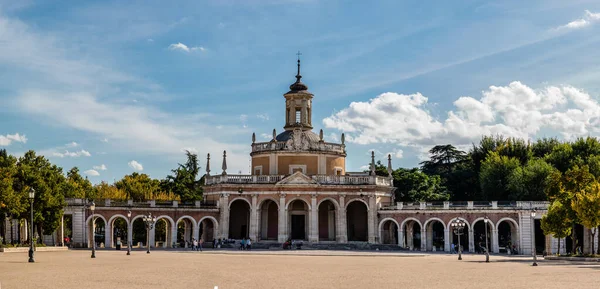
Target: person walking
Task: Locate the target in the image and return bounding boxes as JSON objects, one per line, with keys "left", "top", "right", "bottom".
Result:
{"left": 192, "top": 239, "right": 198, "bottom": 251}
{"left": 246, "top": 239, "right": 252, "bottom": 250}
{"left": 198, "top": 238, "right": 203, "bottom": 252}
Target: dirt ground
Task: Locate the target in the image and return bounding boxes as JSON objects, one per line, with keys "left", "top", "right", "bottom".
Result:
{"left": 1, "top": 249, "right": 599, "bottom": 289}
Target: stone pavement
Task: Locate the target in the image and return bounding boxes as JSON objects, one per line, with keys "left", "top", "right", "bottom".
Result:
{"left": 1, "top": 250, "right": 599, "bottom": 289}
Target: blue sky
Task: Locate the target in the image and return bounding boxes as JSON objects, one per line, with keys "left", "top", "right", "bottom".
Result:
{"left": 2, "top": 0, "right": 600, "bottom": 183}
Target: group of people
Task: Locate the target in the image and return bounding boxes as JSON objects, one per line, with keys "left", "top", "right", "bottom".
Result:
{"left": 239, "top": 238, "right": 252, "bottom": 250}
{"left": 191, "top": 238, "right": 203, "bottom": 251}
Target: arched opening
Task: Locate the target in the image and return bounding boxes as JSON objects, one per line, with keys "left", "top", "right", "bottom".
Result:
{"left": 229, "top": 199, "right": 250, "bottom": 239}
{"left": 497, "top": 219, "right": 518, "bottom": 254}
{"left": 177, "top": 218, "right": 194, "bottom": 247}
{"left": 346, "top": 201, "right": 368, "bottom": 242}
{"left": 425, "top": 220, "right": 445, "bottom": 251}
{"left": 111, "top": 217, "right": 128, "bottom": 248}
{"left": 154, "top": 218, "right": 172, "bottom": 248}
{"left": 259, "top": 200, "right": 278, "bottom": 241}
{"left": 402, "top": 220, "right": 421, "bottom": 250}
{"left": 473, "top": 220, "right": 492, "bottom": 254}
{"left": 565, "top": 224, "right": 584, "bottom": 254}
{"left": 199, "top": 218, "right": 216, "bottom": 243}
{"left": 87, "top": 217, "right": 106, "bottom": 248}
{"left": 63, "top": 215, "right": 73, "bottom": 247}
{"left": 380, "top": 220, "right": 398, "bottom": 245}
{"left": 318, "top": 200, "right": 336, "bottom": 241}
{"left": 450, "top": 220, "right": 469, "bottom": 252}
{"left": 288, "top": 200, "right": 309, "bottom": 240}
{"left": 132, "top": 218, "right": 147, "bottom": 248}
{"left": 534, "top": 218, "right": 546, "bottom": 254}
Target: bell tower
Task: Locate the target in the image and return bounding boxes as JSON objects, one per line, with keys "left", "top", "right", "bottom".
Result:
{"left": 283, "top": 54, "right": 313, "bottom": 131}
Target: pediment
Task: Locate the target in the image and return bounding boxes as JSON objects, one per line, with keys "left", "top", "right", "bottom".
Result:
{"left": 276, "top": 171, "right": 319, "bottom": 186}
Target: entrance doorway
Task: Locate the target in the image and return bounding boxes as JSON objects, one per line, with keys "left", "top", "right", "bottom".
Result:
{"left": 291, "top": 215, "right": 305, "bottom": 240}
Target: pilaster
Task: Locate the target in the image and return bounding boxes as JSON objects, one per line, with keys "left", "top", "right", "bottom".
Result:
{"left": 309, "top": 194, "right": 318, "bottom": 242}
{"left": 368, "top": 195, "right": 376, "bottom": 243}
{"left": 468, "top": 227, "right": 474, "bottom": 253}
{"left": 220, "top": 193, "right": 230, "bottom": 239}
{"left": 338, "top": 194, "right": 347, "bottom": 243}
{"left": 250, "top": 194, "right": 259, "bottom": 241}
{"left": 278, "top": 193, "right": 287, "bottom": 242}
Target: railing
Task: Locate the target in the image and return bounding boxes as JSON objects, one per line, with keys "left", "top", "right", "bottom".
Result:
{"left": 251, "top": 141, "right": 345, "bottom": 154}
{"left": 64, "top": 199, "right": 218, "bottom": 209}
{"left": 384, "top": 201, "right": 549, "bottom": 211}
{"left": 205, "top": 174, "right": 393, "bottom": 186}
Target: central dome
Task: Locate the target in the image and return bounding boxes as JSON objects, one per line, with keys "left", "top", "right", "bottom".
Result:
{"left": 275, "top": 130, "right": 320, "bottom": 142}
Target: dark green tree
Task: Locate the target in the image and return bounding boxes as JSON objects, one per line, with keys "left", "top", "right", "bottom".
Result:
{"left": 162, "top": 151, "right": 203, "bottom": 202}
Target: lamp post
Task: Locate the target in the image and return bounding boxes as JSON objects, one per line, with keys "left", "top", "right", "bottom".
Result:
{"left": 90, "top": 201, "right": 96, "bottom": 258}
{"left": 451, "top": 219, "right": 466, "bottom": 260}
{"left": 531, "top": 209, "right": 537, "bottom": 266}
{"left": 484, "top": 216, "right": 490, "bottom": 263}
{"left": 28, "top": 188, "right": 35, "bottom": 263}
{"left": 126, "top": 210, "right": 132, "bottom": 255}
{"left": 143, "top": 213, "right": 156, "bottom": 254}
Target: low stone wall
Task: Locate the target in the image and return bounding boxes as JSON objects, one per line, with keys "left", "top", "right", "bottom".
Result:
{"left": 544, "top": 256, "right": 600, "bottom": 262}
{"left": 0, "top": 246, "right": 69, "bottom": 253}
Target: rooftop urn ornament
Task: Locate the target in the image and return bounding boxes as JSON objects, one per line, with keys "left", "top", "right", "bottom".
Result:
{"left": 370, "top": 150, "right": 376, "bottom": 176}
{"left": 221, "top": 150, "right": 227, "bottom": 175}
{"left": 341, "top": 133, "right": 345, "bottom": 145}
{"left": 206, "top": 153, "right": 211, "bottom": 176}
{"left": 252, "top": 133, "right": 256, "bottom": 144}
{"left": 272, "top": 129, "right": 276, "bottom": 142}
{"left": 387, "top": 154, "right": 393, "bottom": 177}
{"left": 319, "top": 129, "right": 324, "bottom": 142}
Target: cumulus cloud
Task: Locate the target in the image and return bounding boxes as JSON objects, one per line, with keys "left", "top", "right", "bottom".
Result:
{"left": 92, "top": 164, "right": 107, "bottom": 171}
{"left": 84, "top": 169, "right": 100, "bottom": 176}
{"left": 323, "top": 81, "right": 600, "bottom": 148}
{"left": 66, "top": 141, "right": 79, "bottom": 148}
{"left": 128, "top": 160, "right": 143, "bottom": 171}
{"left": 556, "top": 10, "right": 600, "bottom": 30}
{"left": 0, "top": 133, "right": 28, "bottom": 146}
{"left": 168, "top": 42, "right": 206, "bottom": 52}
{"left": 52, "top": 149, "right": 91, "bottom": 158}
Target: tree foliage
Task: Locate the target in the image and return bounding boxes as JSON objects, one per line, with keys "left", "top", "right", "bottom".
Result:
{"left": 161, "top": 151, "right": 203, "bottom": 202}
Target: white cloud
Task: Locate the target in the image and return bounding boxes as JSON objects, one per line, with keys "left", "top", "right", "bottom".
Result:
{"left": 260, "top": 133, "right": 271, "bottom": 140}
{"left": 52, "top": 149, "right": 91, "bottom": 158}
{"left": 92, "top": 164, "right": 107, "bottom": 171}
{"left": 66, "top": 141, "right": 79, "bottom": 148}
{"left": 240, "top": 114, "right": 248, "bottom": 128}
{"left": 84, "top": 169, "right": 100, "bottom": 176}
{"left": 323, "top": 81, "right": 600, "bottom": 149}
{"left": 386, "top": 149, "right": 403, "bottom": 159}
{"left": 0, "top": 133, "right": 28, "bottom": 146}
{"left": 168, "top": 42, "right": 206, "bottom": 52}
{"left": 256, "top": 113, "right": 269, "bottom": 121}
{"left": 181, "top": 147, "right": 198, "bottom": 154}
{"left": 556, "top": 10, "right": 600, "bottom": 30}
{"left": 128, "top": 160, "right": 143, "bottom": 171}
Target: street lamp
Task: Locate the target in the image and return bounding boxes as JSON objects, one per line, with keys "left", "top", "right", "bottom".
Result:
{"left": 28, "top": 188, "right": 35, "bottom": 263}
{"left": 531, "top": 209, "right": 537, "bottom": 266}
{"left": 90, "top": 201, "right": 96, "bottom": 258}
{"left": 126, "top": 210, "right": 132, "bottom": 256}
{"left": 484, "top": 216, "right": 490, "bottom": 263}
{"left": 451, "top": 219, "right": 466, "bottom": 260}
{"left": 143, "top": 213, "right": 157, "bottom": 254}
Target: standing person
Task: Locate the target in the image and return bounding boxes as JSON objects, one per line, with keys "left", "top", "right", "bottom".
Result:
{"left": 246, "top": 239, "right": 251, "bottom": 251}
{"left": 198, "top": 238, "right": 203, "bottom": 252}
{"left": 192, "top": 239, "right": 197, "bottom": 251}
{"left": 451, "top": 243, "right": 455, "bottom": 254}
{"left": 240, "top": 238, "right": 245, "bottom": 250}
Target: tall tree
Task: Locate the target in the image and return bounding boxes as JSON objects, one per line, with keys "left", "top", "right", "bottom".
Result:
{"left": 571, "top": 182, "right": 600, "bottom": 255}
{"left": 420, "top": 144, "right": 467, "bottom": 176}
{"left": 114, "top": 172, "right": 162, "bottom": 201}
{"left": 532, "top": 138, "right": 560, "bottom": 158}
{"left": 541, "top": 200, "right": 572, "bottom": 256}
{"left": 64, "top": 167, "right": 93, "bottom": 199}
{"left": 479, "top": 152, "right": 521, "bottom": 200}
{"left": 508, "top": 158, "right": 556, "bottom": 201}
{"left": 392, "top": 168, "right": 449, "bottom": 202}
{"left": 162, "top": 151, "right": 203, "bottom": 202}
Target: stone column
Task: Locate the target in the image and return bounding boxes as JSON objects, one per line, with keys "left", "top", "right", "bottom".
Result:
{"left": 220, "top": 193, "right": 230, "bottom": 239}
{"left": 60, "top": 214, "right": 64, "bottom": 246}
{"left": 399, "top": 225, "right": 405, "bottom": 247}
{"left": 170, "top": 223, "right": 177, "bottom": 248}
{"left": 128, "top": 221, "right": 133, "bottom": 248}
{"left": 278, "top": 193, "right": 287, "bottom": 242}
{"left": 105, "top": 221, "right": 112, "bottom": 248}
{"left": 492, "top": 229, "right": 499, "bottom": 253}
{"left": 250, "top": 194, "right": 258, "bottom": 242}
{"left": 468, "top": 227, "right": 475, "bottom": 253}
{"left": 309, "top": 194, "right": 319, "bottom": 242}
{"left": 338, "top": 194, "right": 347, "bottom": 243}
{"left": 444, "top": 229, "right": 450, "bottom": 252}
{"left": 368, "top": 195, "right": 376, "bottom": 243}
{"left": 420, "top": 228, "right": 426, "bottom": 251}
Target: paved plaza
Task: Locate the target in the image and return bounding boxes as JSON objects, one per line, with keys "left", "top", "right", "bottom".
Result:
{"left": 1, "top": 250, "right": 599, "bottom": 289}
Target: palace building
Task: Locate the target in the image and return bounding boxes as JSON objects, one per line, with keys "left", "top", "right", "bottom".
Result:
{"left": 203, "top": 58, "right": 396, "bottom": 244}
{"left": 6, "top": 59, "right": 600, "bottom": 257}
